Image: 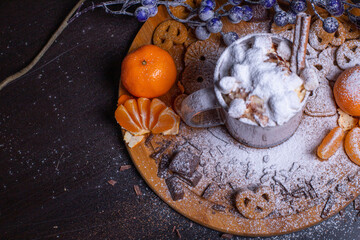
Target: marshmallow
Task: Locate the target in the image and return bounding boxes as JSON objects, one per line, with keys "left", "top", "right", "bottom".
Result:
{"left": 228, "top": 99, "right": 246, "bottom": 119}
{"left": 277, "top": 41, "right": 292, "bottom": 61}
{"left": 300, "top": 67, "right": 319, "bottom": 91}
{"left": 218, "top": 76, "right": 237, "bottom": 94}
{"left": 253, "top": 36, "right": 273, "bottom": 52}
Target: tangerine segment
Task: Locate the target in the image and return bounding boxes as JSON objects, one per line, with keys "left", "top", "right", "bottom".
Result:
{"left": 115, "top": 105, "right": 144, "bottom": 134}
{"left": 138, "top": 98, "right": 151, "bottom": 129}
{"left": 151, "top": 107, "right": 180, "bottom": 134}
{"left": 317, "top": 126, "right": 345, "bottom": 160}
{"left": 149, "top": 98, "right": 167, "bottom": 129}
{"left": 344, "top": 127, "right": 360, "bottom": 166}
{"left": 117, "top": 95, "right": 132, "bottom": 106}
{"left": 124, "top": 99, "right": 143, "bottom": 129}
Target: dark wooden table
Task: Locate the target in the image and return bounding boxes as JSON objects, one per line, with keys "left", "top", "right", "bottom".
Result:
{"left": 1, "top": 1, "right": 360, "bottom": 239}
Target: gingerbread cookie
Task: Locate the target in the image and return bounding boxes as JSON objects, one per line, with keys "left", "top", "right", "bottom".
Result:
{"left": 342, "top": 21, "right": 360, "bottom": 40}
{"left": 271, "top": 23, "right": 295, "bottom": 41}
{"left": 235, "top": 186, "right": 276, "bottom": 219}
{"left": 309, "top": 19, "right": 334, "bottom": 51}
{"left": 317, "top": 47, "right": 343, "bottom": 82}
{"left": 184, "top": 40, "right": 223, "bottom": 66}
{"left": 153, "top": 20, "right": 188, "bottom": 51}
{"left": 169, "top": 0, "right": 201, "bottom": 19}
{"left": 305, "top": 81, "right": 337, "bottom": 117}
{"left": 330, "top": 21, "right": 346, "bottom": 46}
{"left": 336, "top": 40, "right": 360, "bottom": 70}
{"left": 307, "top": 56, "right": 331, "bottom": 79}
{"left": 181, "top": 62, "right": 214, "bottom": 94}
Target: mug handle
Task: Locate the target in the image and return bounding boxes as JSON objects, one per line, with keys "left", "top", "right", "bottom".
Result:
{"left": 179, "top": 87, "right": 225, "bottom": 128}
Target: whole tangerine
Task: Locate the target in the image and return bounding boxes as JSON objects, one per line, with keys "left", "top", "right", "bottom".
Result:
{"left": 121, "top": 45, "right": 177, "bottom": 98}
{"left": 333, "top": 66, "right": 360, "bottom": 117}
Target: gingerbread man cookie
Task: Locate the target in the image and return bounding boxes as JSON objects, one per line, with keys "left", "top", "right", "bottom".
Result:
{"left": 305, "top": 80, "right": 337, "bottom": 117}
{"left": 235, "top": 186, "right": 275, "bottom": 219}
{"left": 153, "top": 20, "right": 188, "bottom": 51}
{"left": 336, "top": 40, "right": 360, "bottom": 70}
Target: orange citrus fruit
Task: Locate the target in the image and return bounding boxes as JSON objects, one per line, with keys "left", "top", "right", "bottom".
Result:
{"left": 121, "top": 45, "right": 177, "bottom": 98}
{"left": 344, "top": 127, "right": 360, "bottom": 166}
{"left": 333, "top": 66, "right": 360, "bottom": 117}
{"left": 317, "top": 126, "right": 345, "bottom": 160}
{"left": 115, "top": 97, "right": 180, "bottom": 136}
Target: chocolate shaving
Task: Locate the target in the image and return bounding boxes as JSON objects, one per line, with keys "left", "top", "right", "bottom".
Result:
{"left": 157, "top": 154, "right": 171, "bottom": 179}
{"left": 326, "top": 178, "right": 335, "bottom": 186}
{"left": 133, "top": 185, "right": 142, "bottom": 196}
{"left": 176, "top": 171, "right": 202, "bottom": 187}
{"left": 348, "top": 173, "right": 356, "bottom": 182}
{"left": 263, "top": 155, "right": 270, "bottom": 163}
{"left": 272, "top": 176, "right": 289, "bottom": 195}
{"left": 305, "top": 178, "right": 318, "bottom": 199}
{"left": 335, "top": 184, "right": 348, "bottom": 193}
{"left": 145, "top": 133, "right": 154, "bottom": 147}
{"left": 169, "top": 151, "right": 200, "bottom": 177}
{"left": 176, "top": 229, "right": 181, "bottom": 239}
{"left": 212, "top": 204, "right": 226, "bottom": 212}
{"left": 354, "top": 197, "right": 360, "bottom": 210}
{"left": 107, "top": 180, "right": 117, "bottom": 186}
{"left": 165, "top": 176, "right": 184, "bottom": 201}
{"left": 202, "top": 183, "right": 217, "bottom": 199}
{"left": 120, "top": 165, "right": 132, "bottom": 172}
{"left": 221, "top": 233, "right": 233, "bottom": 239}
{"left": 260, "top": 173, "right": 271, "bottom": 183}
{"left": 150, "top": 141, "right": 171, "bottom": 161}
{"left": 291, "top": 187, "right": 306, "bottom": 198}
{"left": 321, "top": 191, "right": 334, "bottom": 219}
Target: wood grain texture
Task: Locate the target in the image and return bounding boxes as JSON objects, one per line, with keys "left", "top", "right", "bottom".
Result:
{"left": 119, "top": 5, "right": 360, "bottom": 237}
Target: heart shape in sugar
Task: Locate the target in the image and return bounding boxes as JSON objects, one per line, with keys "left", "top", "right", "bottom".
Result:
{"left": 305, "top": 81, "right": 337, "bottom": 117}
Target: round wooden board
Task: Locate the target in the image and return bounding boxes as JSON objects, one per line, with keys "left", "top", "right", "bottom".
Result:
{"left": 118, "top": 5, "right": 360, "bottom": 237}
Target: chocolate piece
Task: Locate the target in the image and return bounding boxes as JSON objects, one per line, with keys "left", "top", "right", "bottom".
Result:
{"left": 321, "top": 191, "right": 334, "bottom": 219}
{"left": 176, "top": 171, "right": 202, "bottom": 187}
{"left": 133, "top": 185, "right": 142, "bottom": 196}
{"left": 157, "top": 154, "right": 171, "bottom": 179}
{"left": 145, "top": 133, "right": 154, "bottom": 147}
{"left": 120, "top": 165, "right": 131, "bottom": 171}
{"left": 107, "top": 180, "right": 117, "bottom": 186}
{"left": 202, "top": 183, "right": 217, "bottom": 199}
{"left": 150, "top": 141, "right": 171, "bottom": 161}
{"left": 169, "top": 151, "right": 200, "bottom": 177}
{"left": 212, "top": 204, "right": 226, "bottom": 212}
{"left": 176, "top": 229, "right": 181, "bottom": 239}
{"left": 221, "top": 233, "right": 233, "bottom": 239}
{"left": 165, "top": 176, "right": 184, "bottom": 201}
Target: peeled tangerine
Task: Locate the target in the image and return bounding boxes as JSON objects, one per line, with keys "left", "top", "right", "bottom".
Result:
{"left": 115, "top": 96, "right": 180, "bottom": 138}
{"left": 344, "top": 127, "right": 360, "bottom": 166}
{"left": 317, "top": 126, "right": 345, "bottom": 160}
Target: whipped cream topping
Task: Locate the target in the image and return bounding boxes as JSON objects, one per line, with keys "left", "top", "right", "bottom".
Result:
{"left": 218, "top": 36, "right": 305, "bottom": 126}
